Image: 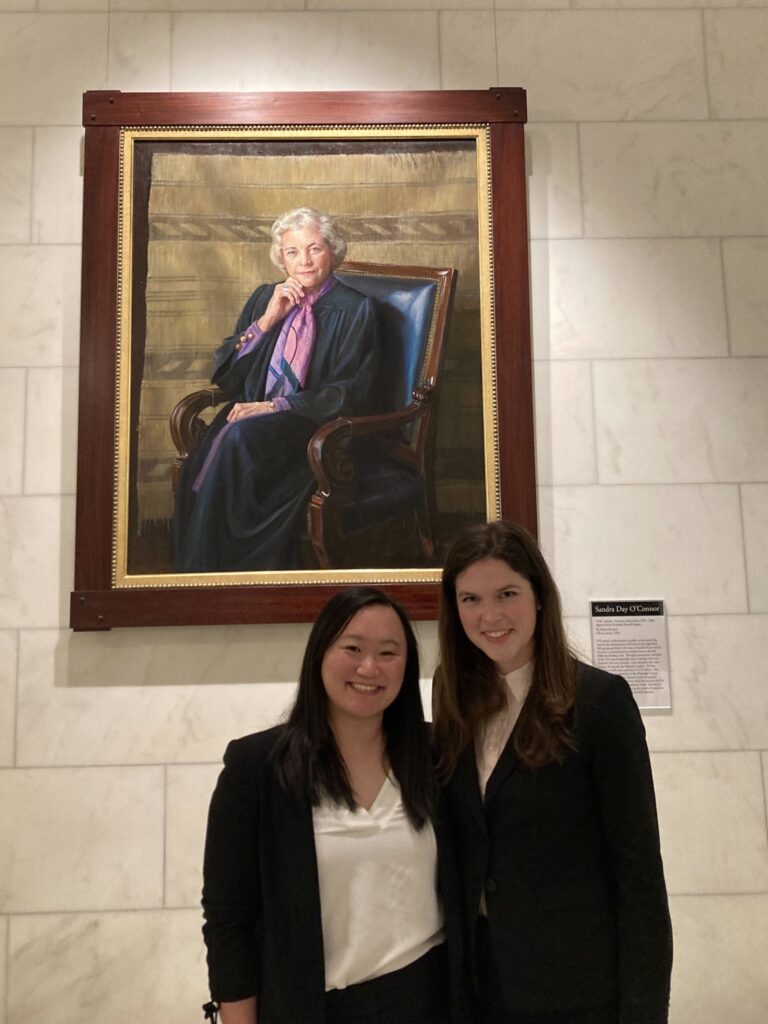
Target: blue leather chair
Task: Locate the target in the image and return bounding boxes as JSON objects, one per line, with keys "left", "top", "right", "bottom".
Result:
{"left": 308, "top": 260, "right": 456, "bottom": 569}
{"left": 170, "top": 260, "right": 457, "bottom": 569}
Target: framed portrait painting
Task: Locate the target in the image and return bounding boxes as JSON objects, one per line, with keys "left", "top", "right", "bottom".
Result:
{"left": 71, "top": 89, "right": 535, "bottom": 629}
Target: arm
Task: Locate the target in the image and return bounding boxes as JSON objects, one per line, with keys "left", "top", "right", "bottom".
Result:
{"left": 219, "top": 997, "right": 257, "bottom": 1024}
{"left": 586, "top": 672, "right": 673, "bottom": 1024}
{"left": 202, "top": 739, "right": 262, "bottom": 1009}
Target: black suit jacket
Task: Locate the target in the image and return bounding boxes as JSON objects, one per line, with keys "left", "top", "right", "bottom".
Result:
{"left": 444, "top": 663, "right": 672, "bottom": 1023}
{"left": 202, "top": 724, "right": 466, "bottom": 1024}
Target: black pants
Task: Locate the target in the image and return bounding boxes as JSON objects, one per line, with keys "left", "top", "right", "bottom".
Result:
{"left": 475, "top": 918, "right": 618, "bottom": 1024}
{"left": 324, "top": 944, "right": 449, "bottom": 1024}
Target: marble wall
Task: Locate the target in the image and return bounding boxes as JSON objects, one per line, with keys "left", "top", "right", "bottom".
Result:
{"left": 0, "top": 1, "right": 766, "bottom": 1021}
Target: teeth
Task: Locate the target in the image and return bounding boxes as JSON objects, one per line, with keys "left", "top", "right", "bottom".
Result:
{"left": 484, "top": 630, "right": 510, "bottom": 639}
{"left": 350, "top": 683, "right": 378, "bottom": 692}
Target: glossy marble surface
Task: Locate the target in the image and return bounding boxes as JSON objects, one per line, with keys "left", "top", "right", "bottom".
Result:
{"left": 533, "top": 360, "right": 597, "bottom": 485}
{"left": 723, "top": 239, "right": 768, "bottom": 357}
{"left": 171, "top": 13, "right": 441, "bottom": 90}
{"left": 742, "top": 485, "right": 768, "bottom": 613}
{"left": 526, "top": 124, "right": 583, "bottom": 240}
{"left": 0, "top": 632, "right": 16, "bottom": 767}
{"left": 581, "top": 122, "right": 768, "bottom": 238}
{"left": 0, "top": 370, "right": 24, "bottom": 494}
{"left": 644, "top": 615, "right": 768, "bottom": 751}
{"left": 0, "top": 245, "right": 81, "bottom": 367}
{"left": 705, "top": 10, "right": 768, "bottom": 119}
{"left": 8, "top": 909, "right": 204, "bottom": 1024}
{"left": 538, "top": 484, "right": 747, "bottom": 617}
{"left": 654, "top": 751, "right": 768, "bottom": 893}
{"left": 0, "top": 766, "right": 164, "bottom": 912}
{"left": 0, "top": 129, "right": 32, "bottom": 244}
{"left": 593, "top": 359, "right": 768, "bottom": 483}
{"left": 669, "top": 895, "right": 768, "bottom": 1024}
{"left": 496, "top": 10, "right": 707, "bottom": 121}
{"left": 0, "top": 15, "right": 106, "bottom": 124}
{"left": 530, "top": 238, "right": 728, "bottom": 360}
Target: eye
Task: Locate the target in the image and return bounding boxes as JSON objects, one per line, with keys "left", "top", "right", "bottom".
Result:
{"left": 379, "top": 649, "right": 397, "bottom": 658}
{"left": 458, "top": 594, "right": 477, "bottom": 604}
{"left": 283, "top": 248, "right": 297, "bottom": 258}
{"left": 341, "top": 643, "right": 360, "bottom": 654}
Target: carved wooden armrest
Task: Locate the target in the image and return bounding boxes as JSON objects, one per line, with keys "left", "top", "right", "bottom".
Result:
{"left": 307, "top": 382, "right": 435, "bottom": 497}
{"left": 169, "top": 386, "right": 229, "bottom": 459}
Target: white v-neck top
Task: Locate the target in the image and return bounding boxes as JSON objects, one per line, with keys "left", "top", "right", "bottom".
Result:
{"left": 312, "top": 774, "right": 444, "bottom": 991}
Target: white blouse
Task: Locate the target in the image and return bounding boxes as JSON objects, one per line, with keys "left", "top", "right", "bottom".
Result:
{"left": 312, "top": 774, "right": 444, "bottom": 991}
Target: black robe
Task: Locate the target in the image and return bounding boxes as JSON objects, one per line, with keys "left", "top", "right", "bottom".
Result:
{"left": 174, "top": 279, "right": 382, "bottom": 573}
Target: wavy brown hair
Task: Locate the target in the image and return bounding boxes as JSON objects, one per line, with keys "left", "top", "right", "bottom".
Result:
{"left": 433, "top": 520, "right": 577, "bottom": 780}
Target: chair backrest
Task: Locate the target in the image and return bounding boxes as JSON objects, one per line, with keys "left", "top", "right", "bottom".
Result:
{"left": 335, "top": 261, "right": 457, "bottom": 449}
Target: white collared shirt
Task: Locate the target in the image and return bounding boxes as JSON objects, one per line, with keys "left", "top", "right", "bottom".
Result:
{"left": 312, "top": 774, "right": 444, "bottom": 991}
{"left": 476, "top": 660, "right": 534, "bottom": 797}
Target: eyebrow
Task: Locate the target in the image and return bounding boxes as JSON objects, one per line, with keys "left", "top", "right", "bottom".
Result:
{"left": 456, "top": 582, "right": 521, "bottom": 597}
{"left": 340, "top": 633, "right": 402, "bottom": 647}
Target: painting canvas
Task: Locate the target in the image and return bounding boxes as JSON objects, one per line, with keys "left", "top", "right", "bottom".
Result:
{"left": 70, "top": 90, "right": 534, "bottom": 628}
{"left": 119, "top": 130, "right": 493, "bottom": 584}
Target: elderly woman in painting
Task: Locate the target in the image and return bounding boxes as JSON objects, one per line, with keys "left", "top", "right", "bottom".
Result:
{"left": 174, "top": 207, "right": 382, "bottom": 573}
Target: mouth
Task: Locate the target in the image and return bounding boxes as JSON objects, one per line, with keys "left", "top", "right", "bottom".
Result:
{"left": 347, "top": 682, "right": 382, "bottom": 694}
{"left": 482, "top": 629, "right": 512, "bottom": 641}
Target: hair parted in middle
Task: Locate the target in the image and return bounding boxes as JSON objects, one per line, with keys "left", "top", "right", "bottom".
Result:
{"left": 433, "top": 519, "right": 577, "bottom": 780}
{"left": 269, "top": 207, "right": 348, "bottom": 271}
{"left": 271, "top": 586, "right": 437, "bottom": 830}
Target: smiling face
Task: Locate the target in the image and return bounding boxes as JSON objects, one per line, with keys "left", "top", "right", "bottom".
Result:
{"left": 279, "top": 225, "right": 333, "bottom": 292}
{"left": 455, "top": 557, "right": 538, "bottom": 674}
{"left": 321, "top": 604, "right": 407, "bottom": 728}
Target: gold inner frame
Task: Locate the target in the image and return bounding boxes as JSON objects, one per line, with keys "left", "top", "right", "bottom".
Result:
{"left": 114, "top": 124, "right": 498, "bottom": 588}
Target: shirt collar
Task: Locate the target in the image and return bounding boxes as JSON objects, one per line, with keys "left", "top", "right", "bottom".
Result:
{"left": 504, "top": 659, "right": 534, "bottom": 705}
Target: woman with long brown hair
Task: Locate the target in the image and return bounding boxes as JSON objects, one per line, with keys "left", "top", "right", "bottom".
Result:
{"left": 433, "top": 521, "right": 672, "bottom": 1024}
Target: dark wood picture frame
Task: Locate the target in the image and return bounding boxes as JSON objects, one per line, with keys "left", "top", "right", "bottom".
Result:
{"left": 71, "top": 88, "right": 535, "bottom": 630}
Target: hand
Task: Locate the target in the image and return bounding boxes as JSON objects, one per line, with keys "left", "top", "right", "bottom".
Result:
{"left": 257, "top": 277, "right": 305, "bottom": 331}
{"left": 227, "top": 401, "right": 276, "bottom": 423}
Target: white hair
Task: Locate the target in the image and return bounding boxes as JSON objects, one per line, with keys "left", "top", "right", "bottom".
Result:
{"left": 269, "top": 207, "right": 348, "bottom": 271}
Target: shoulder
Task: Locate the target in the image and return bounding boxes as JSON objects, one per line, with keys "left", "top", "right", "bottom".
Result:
{"left": 573, "top": 661, "right": 645, "bottom": 738}
{"left": 223, "top": 724, "right": 286, "bottom": 775}
{"left": 320, "top": 279, "right": 375, "bottom": 313}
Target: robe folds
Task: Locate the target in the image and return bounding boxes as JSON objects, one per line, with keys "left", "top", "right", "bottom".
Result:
{"left": 174, "top": 279, "right": 383, "bottom": 573}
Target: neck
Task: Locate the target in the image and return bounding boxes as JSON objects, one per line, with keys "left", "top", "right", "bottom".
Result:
{"left": 330, "top": 713, "right": 386, "bottom": 762}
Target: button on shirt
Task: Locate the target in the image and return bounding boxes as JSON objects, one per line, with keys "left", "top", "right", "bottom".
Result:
{"left": 312, "top": 774, "right": 444, "bottom": 992}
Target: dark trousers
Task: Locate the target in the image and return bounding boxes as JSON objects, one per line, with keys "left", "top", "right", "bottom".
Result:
{"left": 474, "top": 918, "right": 618, "bottom": 1024}
{"left": 324, "top": 944, "right": 449, "bottom": 1024}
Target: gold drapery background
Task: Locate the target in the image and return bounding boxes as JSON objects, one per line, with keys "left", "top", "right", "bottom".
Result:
{"left": 131, "top": 138, "right": 487, "bottom": 567}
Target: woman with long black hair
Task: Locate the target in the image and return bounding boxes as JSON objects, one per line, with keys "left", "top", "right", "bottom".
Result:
{"left": 202, "top": 586, "right": 463, "bottom": 1024}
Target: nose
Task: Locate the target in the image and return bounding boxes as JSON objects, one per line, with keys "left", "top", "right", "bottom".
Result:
{"left": 356, "top": 655, "right": 380, "bottom": 678}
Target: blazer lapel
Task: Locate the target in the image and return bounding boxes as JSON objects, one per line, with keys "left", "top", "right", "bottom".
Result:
{"left": 451, "top": 743, "right": 486, "bottom": 834}
{"left": 483, "top": 732, "right": 522, "bottom": 808}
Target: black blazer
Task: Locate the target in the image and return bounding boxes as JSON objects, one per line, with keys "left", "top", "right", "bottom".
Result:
{"left": 202, "top": 724, "right": 466, "bottom": 1024}
{"left": 444, "top": 663, "right": 672, "bottom": 1024}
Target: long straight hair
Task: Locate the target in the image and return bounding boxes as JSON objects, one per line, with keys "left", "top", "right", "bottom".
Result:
{"left": 433, "top": 520, "right": 577, "bottom": 780}
{"left": 272, "top": 587, "right": 437, "bottom": 829}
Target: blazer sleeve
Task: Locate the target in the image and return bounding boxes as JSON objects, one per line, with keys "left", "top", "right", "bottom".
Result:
{"left": 201, "top": 737, "right": 263, "bottom": 1003}
{"left": 585, "top": 672, "right": 673, "bottom": 1024}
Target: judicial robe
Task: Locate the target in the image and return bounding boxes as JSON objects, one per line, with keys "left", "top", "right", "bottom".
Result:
{"left": 174, "top": 279, "right": 382, "bottom": 573}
